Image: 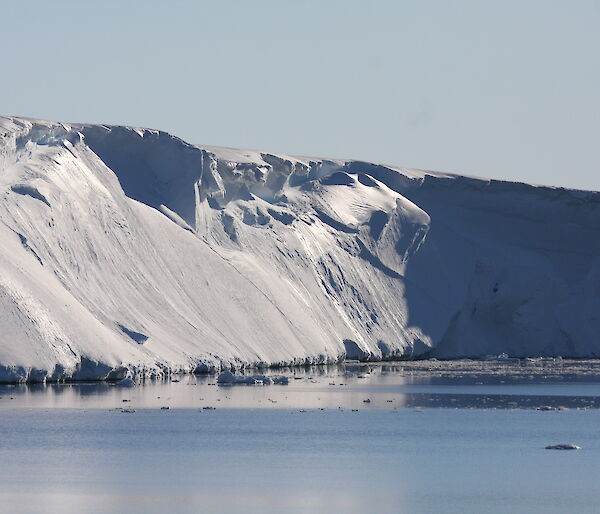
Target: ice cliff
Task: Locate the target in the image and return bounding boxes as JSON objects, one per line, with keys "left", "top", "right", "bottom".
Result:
{"left": 1, "top": 116, "right": 599, "bottom": 382}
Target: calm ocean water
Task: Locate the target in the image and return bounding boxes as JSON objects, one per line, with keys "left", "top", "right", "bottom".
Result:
{"left": 0, "top": 362, "right": 598, "bottom": 513}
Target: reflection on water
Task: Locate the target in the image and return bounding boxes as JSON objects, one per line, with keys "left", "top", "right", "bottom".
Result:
{"left": 1, "top": 360, "right": 600, "bottom": 410}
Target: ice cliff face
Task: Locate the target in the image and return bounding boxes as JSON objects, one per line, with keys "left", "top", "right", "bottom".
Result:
{"left": 0, "top": 116, "right": 599, "bottom": 382}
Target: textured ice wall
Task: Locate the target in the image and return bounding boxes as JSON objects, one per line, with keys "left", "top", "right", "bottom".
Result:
{"left": 1, "top": 116, "right": 599, "bottom": 382}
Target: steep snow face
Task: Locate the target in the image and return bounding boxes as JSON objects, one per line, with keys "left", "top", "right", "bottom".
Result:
{"left": 0, "top": 116, "right": 599, "bottom": 381}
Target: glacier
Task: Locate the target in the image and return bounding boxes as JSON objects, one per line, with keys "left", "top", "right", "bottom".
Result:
{"left": 0, "top": 115, "right": 599, "bottom": 382}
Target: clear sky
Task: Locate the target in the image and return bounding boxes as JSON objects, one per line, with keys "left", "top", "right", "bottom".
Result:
{"left": 2, "top": 0, "right": 599, "bottom": 190}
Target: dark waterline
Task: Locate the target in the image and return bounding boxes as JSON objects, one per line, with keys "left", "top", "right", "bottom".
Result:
{"left": 1, "top": 360, "right": 600, "bottom": 410}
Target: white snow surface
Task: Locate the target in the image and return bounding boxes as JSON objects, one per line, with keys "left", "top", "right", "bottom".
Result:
{"left": 1, "top": 115, "right": 599, "bottom": 382}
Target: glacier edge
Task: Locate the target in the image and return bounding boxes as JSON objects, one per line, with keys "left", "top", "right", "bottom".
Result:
{"left": 1, "top": 115, "right": 599, "bottom": 382}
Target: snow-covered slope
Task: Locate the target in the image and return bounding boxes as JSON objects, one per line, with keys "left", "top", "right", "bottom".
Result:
{"left": 1, "top": 116, "right": 599, "bottom": 382}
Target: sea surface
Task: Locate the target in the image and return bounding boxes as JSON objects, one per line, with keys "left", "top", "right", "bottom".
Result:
{"left": 1, "top": 360, "right": 599, "bottom": 514}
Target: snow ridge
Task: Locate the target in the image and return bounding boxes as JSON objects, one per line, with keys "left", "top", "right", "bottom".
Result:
{"left": 0, "top": 115, "right": 599, "bottom": 382}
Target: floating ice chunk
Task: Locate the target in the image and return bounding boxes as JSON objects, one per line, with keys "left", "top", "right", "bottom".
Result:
{"left": 545, "top": 444, "right": 581, "bottom": 450}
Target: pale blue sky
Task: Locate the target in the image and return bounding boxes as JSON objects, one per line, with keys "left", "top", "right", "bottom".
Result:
{"left": 2, "top": 0, "right": 599, "bottom": 190}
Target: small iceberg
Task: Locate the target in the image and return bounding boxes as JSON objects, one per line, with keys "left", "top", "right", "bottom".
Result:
{"left": 545, "top": 444, "right": 581, "bottom": 450}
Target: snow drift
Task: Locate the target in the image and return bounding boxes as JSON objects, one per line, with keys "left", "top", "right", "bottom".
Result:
{"left": 0, "top": 115, "right": 599, "bottom": 382}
